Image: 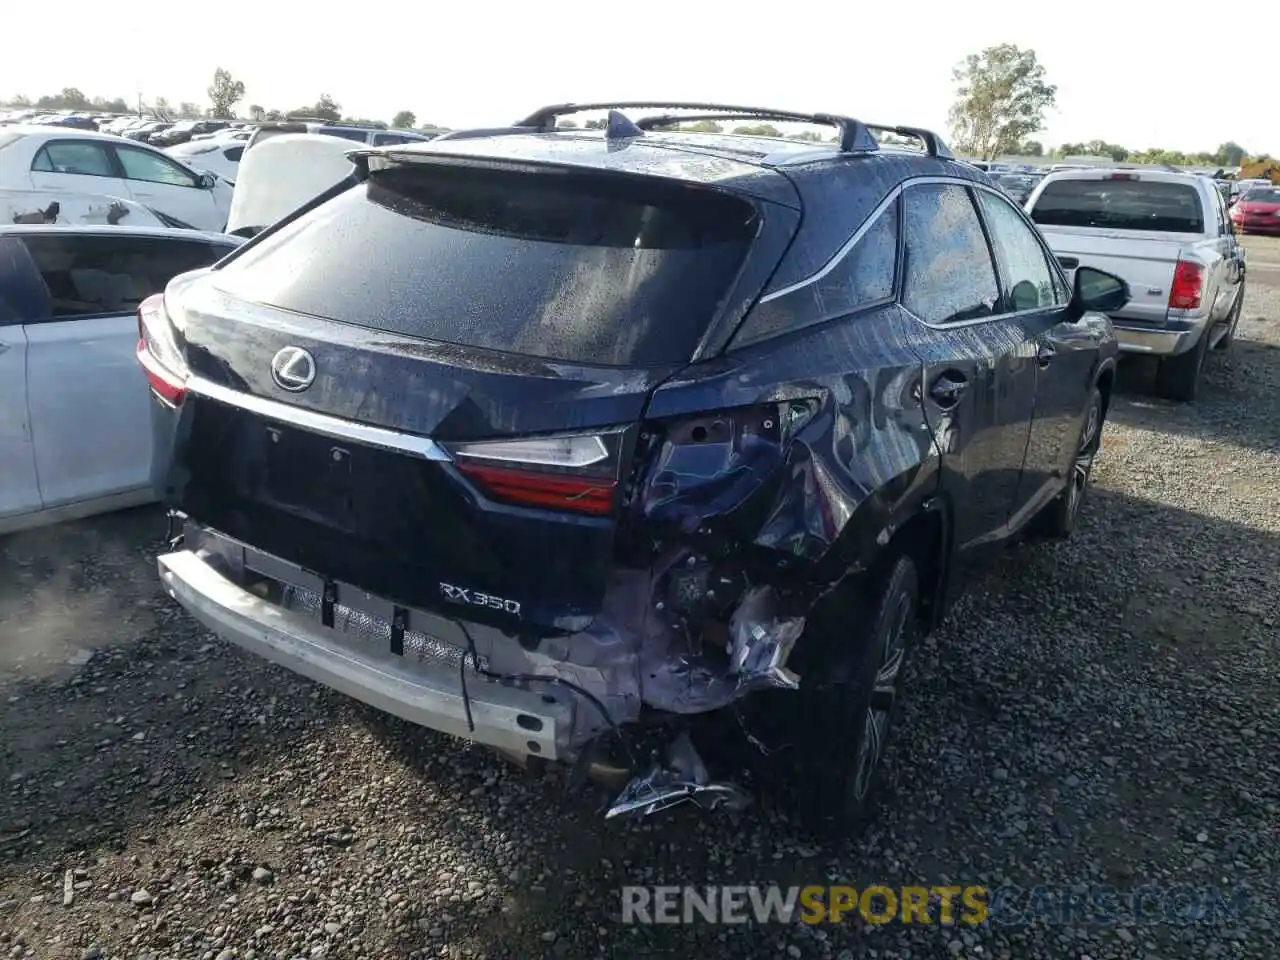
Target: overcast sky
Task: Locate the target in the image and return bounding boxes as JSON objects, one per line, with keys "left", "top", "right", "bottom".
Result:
{"left": 1, "top": 0, "right": 1266, "bottom": 155}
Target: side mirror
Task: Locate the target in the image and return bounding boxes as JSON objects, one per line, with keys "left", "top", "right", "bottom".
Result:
{"left": 199, "top": 172, "right": 219, "bottom": 190}
{"left": 1068, "top": 266, "right": 1129, "bottom": 320}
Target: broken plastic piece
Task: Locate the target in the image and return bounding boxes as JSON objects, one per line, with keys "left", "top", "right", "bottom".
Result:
{"left": 728, "top": 586, "right": 803, "bottom": 692}
{"left": 605, "top": 731, "right": 750, "bottom": 819}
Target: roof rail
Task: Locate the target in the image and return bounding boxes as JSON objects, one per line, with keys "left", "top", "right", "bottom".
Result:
{"left": 516, "top": 101, "right": 879, "bottom": 153}
{"left": 864, "top": 123, "right": 954, "bottom": 159}
{"left": 431, "top": 125, "right": 540, "bottom": 142}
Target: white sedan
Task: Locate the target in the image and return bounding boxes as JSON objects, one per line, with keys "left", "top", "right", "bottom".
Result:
{"left": 0, "top": 223, "right": 242, "bottom": 533}
{"left": 165, "top": 137, "right": 245, "bottom": 185}
{"left": 0, "top": 126, "right": 232, "bottom": 232}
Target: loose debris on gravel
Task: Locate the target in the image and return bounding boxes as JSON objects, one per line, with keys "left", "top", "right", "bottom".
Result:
{"left": 2, "top": 263, "right": 1278, "bottom": 960}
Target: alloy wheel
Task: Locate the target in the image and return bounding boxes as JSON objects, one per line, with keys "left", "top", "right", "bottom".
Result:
{"left": 1066, "top": 396, "right": 1102, "bottom": 519}
{"left": 851, "top": 592, "right": 911, "bottom": 802}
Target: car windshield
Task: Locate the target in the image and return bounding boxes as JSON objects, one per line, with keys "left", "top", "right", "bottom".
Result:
{"left": 1029, "top": 178, "right": 1205, "bottom": 233}
{"left": 1242, "top": 188, "right": 1280, "bottom": 203}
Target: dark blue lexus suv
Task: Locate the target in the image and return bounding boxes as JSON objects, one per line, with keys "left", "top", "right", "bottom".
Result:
{"left": 138, "top": 102, "right": 1129, "bottom": 833}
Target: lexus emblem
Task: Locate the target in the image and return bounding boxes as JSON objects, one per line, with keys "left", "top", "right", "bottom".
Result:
{"left": 270, "top": 346, "right": 316, "bottom": 392}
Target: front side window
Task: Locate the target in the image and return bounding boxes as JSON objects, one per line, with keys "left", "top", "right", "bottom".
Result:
{"left": 31, "top": 141, "right": 114, "bottom": 177}
{"left": 902, "top": 183, "right": 1000, "bottom": 325}
{"left": 18, "top": 234, "right": 235, "bottom": 319}
{"left": 976, "top": 189, "right": 1064, "bottom": 312}
{"left": 115, "top": 146, "right": 201, "bottom": 188}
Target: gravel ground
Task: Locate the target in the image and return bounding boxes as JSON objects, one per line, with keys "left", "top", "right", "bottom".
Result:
{"left": 2, "top": 239, "right": 1279, "bottom": 960}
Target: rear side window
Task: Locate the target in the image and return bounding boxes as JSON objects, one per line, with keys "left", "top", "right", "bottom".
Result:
{"left": 732, "top": 199, "right": 898, "bottom": 345}
{"left": 18, "top": 234, "right": 234, "bottom": 320}
{"left": 213, "top": 163, "right": 758, "bottom": 366}
{"left": 223, "top": 145, "right": 244, "bottom": 162}
{"left": 31, "top": 141, "right": 114, "bottom": 177}
{"left": 1029, "top": 179, "right": 1205, "bottom": 233}
{"left": 902, "top": 184, "right": 1000, "bottom": 325}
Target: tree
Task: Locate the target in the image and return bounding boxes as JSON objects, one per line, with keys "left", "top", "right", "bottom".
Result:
{"left": 1018, "top": 140, "right": 1044, "bottom": 156}
{"left": 787, "top": 130, "right": 824, "bottom": 142}
{"left": 1216, "top": 141, "right": 1246, "bottom": 166}
{"left": 583, "top": 119, "right": 606, "bottom": 129}
{"left": 153, "top": 96, "right": 171, "bottom": 118}
{"left": 8, "top": 94, "right": 31, "bottom": 107}
{"left": 732, "top": 123, "right": 783, "bottom": 137}
{"left": 178, "top": 101, "right": 202, "bottom": 119}
{"left": 949, "top": 44, "right": 1056, "bottom": 160}
{"left": 248, "top": 104, "right": 265, "bottom": 122}
{"left": 265, "top": 109, "right": 285, "bottom": 121}
{"left": 556, "top": 119, "right": 579, "bottom": 128}
{"left": 391, "top": 110, "right": 416, "bottom": 129}
{"left": 310, "top": 94, "right": 341, "bottom": 121}
{"left": 685, "top": 120, "right": 723, "bottom": 133}
{"left": 207, "top": 68, "right": 245, "bottom": 119}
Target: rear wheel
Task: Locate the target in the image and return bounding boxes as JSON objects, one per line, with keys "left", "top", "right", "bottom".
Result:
{"left": 1030, "top": 385, "right": 1103, "bottom": 540}
{"left": 1155, "top": 327, "right": 1211, "bottom": 402}
{"left": 778, "top": 554, "right": 919, "bottom": 837}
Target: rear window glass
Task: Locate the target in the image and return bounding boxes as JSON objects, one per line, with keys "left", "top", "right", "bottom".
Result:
{"left": 317, "top": 127, "right": 370, "bottom": 143}
{"left": 1242, "top": 187, "right": 1280, "bottom": 202}
{"left": 212, "top": 163, "right": 758, "bottom": 366}
{"left": 1029, "top": 179, "right": 1205, "bottom": 233}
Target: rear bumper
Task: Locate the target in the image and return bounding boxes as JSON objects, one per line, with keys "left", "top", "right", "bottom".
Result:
{"left": 157, "top": 548, "right": 572, "bottom": 759}
{"left": 1111, "top": 325, "right": 1196, "bottom": 356}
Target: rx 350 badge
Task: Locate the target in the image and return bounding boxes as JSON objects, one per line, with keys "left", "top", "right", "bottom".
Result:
{"left": 439, "top": 583, "right": 521, "bottom": 617}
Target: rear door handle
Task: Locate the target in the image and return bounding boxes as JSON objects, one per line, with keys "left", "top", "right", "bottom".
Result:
{"left": 929, "top": 372, "right": 969, "bottom": 408}
{"left": 1037, "top": 343, "right": 1056, "bottom": 368}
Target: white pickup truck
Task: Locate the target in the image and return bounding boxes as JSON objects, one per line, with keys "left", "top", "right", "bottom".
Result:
{"left": 1025, "top": 169, "right": 1245, "bottom": 401}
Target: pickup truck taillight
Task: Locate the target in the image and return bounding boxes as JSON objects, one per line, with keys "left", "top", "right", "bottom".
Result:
{"left": 136, "top": 293, "right": 189, "bottom": 405}
{"left": 1168, "top": 261, "right": 1203, "bottom": 311}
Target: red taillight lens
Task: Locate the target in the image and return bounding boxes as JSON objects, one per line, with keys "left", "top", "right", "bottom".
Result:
{"left": 136, "top": 293, "right": 188, "bottom": 405}
{"left": 1168, "top": 261, "right": 1203, "bottom": 310}
{"left": 455, "top": 462, "right": 617, "bottom": 516}
{"left": 449, "top": 432, "right": 620, "bottom": 516}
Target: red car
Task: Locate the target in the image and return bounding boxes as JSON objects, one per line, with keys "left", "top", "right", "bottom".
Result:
{"left": 1230, "top": 186, "right": 1280, "bottom": 234}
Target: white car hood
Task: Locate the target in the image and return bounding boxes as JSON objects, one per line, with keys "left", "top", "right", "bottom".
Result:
{"left": 0, "top": 188, "right": 168, "bottom": 228}
{"left": 226, "top": 133, "right": 358, "bottom": 236}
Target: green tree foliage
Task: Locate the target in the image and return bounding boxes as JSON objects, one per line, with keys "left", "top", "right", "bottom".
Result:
{"left": 391, "top": 110, "right": 416, "bottom": 129}
{"left": 787, "top": 130, "right": 825, "bottom": 142}
{"left": 949, "top": 44, "right": 1056, "bottom": 160}
{"left": 1018, "top": 140, "right": 1044, "bottom": 156}
{"left": 207, "top": 68, "right": 245, "bottom": 119}
{"left": 732, "top": 123, "right": 782, "bottom": 137}
{"left": 305, "top": 94, "right": 342, "bottom": 122}
{"left": 178, "top": 102, "right": 202, "bottom": 119}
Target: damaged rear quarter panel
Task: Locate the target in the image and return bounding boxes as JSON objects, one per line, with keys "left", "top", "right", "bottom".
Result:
{"left": 641, "top": 301, "right": 941, "bottom": 588}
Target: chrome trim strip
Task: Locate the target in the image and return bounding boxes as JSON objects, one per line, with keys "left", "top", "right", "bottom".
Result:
{"left": 759, "top": 175, "right": 1068, "bottom": 311}
{"left": 186, "top": 376, "right": 453, "bottom": 462}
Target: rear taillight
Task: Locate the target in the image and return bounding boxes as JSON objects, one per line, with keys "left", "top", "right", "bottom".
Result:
{"left": 449, "top": 433, "right": 621, "bottom": 516}
{"left": 136, "top": 293, "right": 189, "bottom": 405}
{"left": 1168, "top": 261, "right": 1203, "bottom": 311}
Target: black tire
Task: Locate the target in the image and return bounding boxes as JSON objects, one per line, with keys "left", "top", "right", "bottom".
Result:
{"left": 1214, "top": 290, "right": 1243, "bottom": 351}
{"left": 1155, "top": 327, "right": 1211, "bottom": 402}
{"left": 779, "top": 554, "right": 920, "bottom": 837}
{"left": 1030, "top": 385, "right": 1103, "bottom": 540}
